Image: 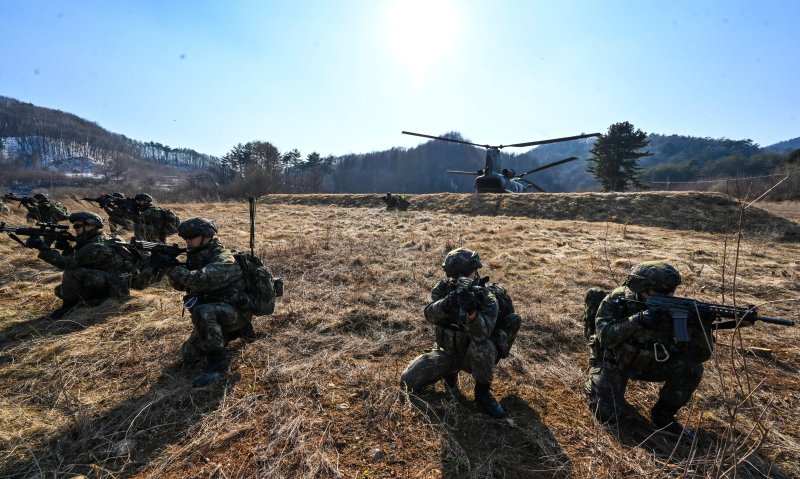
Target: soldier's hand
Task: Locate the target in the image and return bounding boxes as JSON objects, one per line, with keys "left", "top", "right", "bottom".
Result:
{"left": 442, "top": 290, "right": 459, "bottom": 312}
{"left": 458, "top": 291, "right": 479, "bottom": 315}
{"left": 54, "top": 238, "right": 73, "bottom": 254}
{"left": 634, "top": 309, "right": 670, "bottom": 328}
{"left": 24, "top": 237, "right": 48, "bottom": 250}
{"left": 150, "top": 252, "right": 179, "bottom": 269}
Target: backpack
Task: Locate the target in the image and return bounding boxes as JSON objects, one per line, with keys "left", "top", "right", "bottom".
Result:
{"left": 160, "top": 208, "right": 180, "bottom": 235}
{"left": 486, "top": 283, "right": 514, "bottom": 324}
{"left": 583, "top": 288, "right": 610, "bottom": 339}
{"left": 234, "top": 252, "right": 284, "bottom": 316}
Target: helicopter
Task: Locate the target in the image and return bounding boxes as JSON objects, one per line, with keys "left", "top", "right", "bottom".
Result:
{"left": 402, "top": 130, "right": 602, "bottom": 193}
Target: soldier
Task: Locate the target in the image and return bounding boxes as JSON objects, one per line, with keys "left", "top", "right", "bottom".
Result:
{"left": 24, "top": 211, "right": 136, "bottom": 319}
{"left": 25, "top": 193, "right": 69, "bottom": 223}
{"left": 106, "top": 192, "right": 137, "bottom": 232}
{"left": 161, "top": 217, "right": 257, "bottom": 388}
{"left": 132, "top": 193, "right": 179, "bottom": 242}
{"left": 401, "top": 248, "right": 520, "bottom": 418}
{"left": 382, "top": 192, "right": 398, "bottom": 211}
{"left": 585, "top": 261, "right": 712, "bottom": 440}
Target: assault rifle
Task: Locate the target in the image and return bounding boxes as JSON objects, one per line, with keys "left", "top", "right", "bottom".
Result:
{"left": 627, "top": 294, "right": 794, "bottom": 344}
{"left": 129, "top": 239, "right": 186, "bottom": 271}
{"left": 0, "top": 221, "right": 76, "bottom": 252}
{"left": 454, "top": 276, "right": 488, "bottom": 320}
{"left": 3, "top": 193, "right": 35, "bottom": 208}
{"left": 82, "top": 194, "right": 116, "bottom": 209}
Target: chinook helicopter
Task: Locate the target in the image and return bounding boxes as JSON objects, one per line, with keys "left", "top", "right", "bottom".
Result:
{"left": 402, "top": 130, "right": 602, "bottom": 193}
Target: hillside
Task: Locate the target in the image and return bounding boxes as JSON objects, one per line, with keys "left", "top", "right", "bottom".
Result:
{"left": 0, "top": 95, "right": 216, "bottom": 173}
{"left": 1, "top": 193, "right": 798, "bottom": 478}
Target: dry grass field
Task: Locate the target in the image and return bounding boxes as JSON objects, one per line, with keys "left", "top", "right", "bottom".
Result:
{"left": 0, "top": 193, "right": 798, "bottom": 478}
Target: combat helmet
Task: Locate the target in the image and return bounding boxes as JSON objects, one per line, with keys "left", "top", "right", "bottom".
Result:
{"left": 178, "top": 217, "right": 218, "bottom": 239}
{"left": 624, "top": 261, "right": 681, "bottom": 294}
{"left": 442, "top": 247, "right": 483, "bottom": 278}
{"left": 112, "top": 192, "right": 125, "bottom": 199}
{"left": 68, "top": 211, "right": 104, "bottom": 227}
{"left": 134, "top": 193, "right": 153, "bottom": 203}
{"left": 33, "top": 193, "right": 48, "bottom": 202}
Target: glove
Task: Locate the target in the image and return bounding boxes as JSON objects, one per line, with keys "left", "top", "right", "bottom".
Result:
{"left": 442, "top": 291, "right": 458, "bottom": 312}
{"left": 457, "top": 291, "right": 479, "bottom": 315}
{"left": 25, "top": 237, "right": 49, "bottom": 250}
{"left": 150, "top": 252, "right": 179, "bottom": 270}
{"left": 634, "top": 309, "right": 671, "bottom": 328}
{"left": 54, "top": 238, "right": 74, "bottom": 255}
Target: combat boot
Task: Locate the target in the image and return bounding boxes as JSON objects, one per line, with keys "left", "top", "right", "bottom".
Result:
{"left": 474, "top": 383, "right": 507, "bottom": 418}
{"left": 192, "top": 352, "right": 229, "bottom": 388}
{"left": 48, "top": 300, "right": 80, "bottom": 320}
{"left": 651, "top": 408, "right": 696, "bottom": 441}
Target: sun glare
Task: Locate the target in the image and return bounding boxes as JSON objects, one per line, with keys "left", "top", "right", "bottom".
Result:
{"left": 385, "top": 0, "right": 459, "bottom": 82}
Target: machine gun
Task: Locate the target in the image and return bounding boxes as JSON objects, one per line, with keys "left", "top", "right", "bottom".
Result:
{"left": 0, "top": 221, "right": 76, "bottom": 253}
{"left": 627, "top": 294, "right": 794, "bottom": 344}
{"left": 129, "top": 239, "right": 186, "bottom": 271}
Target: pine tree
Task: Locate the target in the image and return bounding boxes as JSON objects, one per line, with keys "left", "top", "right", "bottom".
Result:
{"left": 587, "top": 121, "right": 652, "bottom": 192}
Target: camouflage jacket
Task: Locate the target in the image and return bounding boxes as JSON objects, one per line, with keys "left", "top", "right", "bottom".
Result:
{"left": 424, "top": 278, "right": 499, "bottom": 345}
{"left": 592, "top": 286, "right": 713, "bottom": 370}
{"left": 26, "top": 200, "right": 69, "bottom": 223}
{"left": 133, "top": 205, "right": 178, "bottom": 242}
{"left": 38, "top": 229, "right": 136, "bottom": 274}
{"left": 167, "top": 238, "right": 249, "bottom": 308}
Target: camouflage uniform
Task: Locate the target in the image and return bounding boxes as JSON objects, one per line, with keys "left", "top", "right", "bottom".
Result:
{"left": 36, "top": 212, "right": 136, "bottom": 316}
{"left": 167, "top": 238, "right": 253, "bottom": 356}
{"left": 105, "top": 193, "right": 137, "bottom": 232}
{"left": 401, "top": 279, "right": 500, "bottom": 388}
{"left": 132, "top": 193, "right": 179, "bottom": 242}
{"left": 0, "top": 200, "right": 9, "bottom": 215}
{"left": 585, "top": 262, "right": 712, "bottom": 437}
{"left": 401, "top": 248, "right": 509, "bottom": 418}
{"left": 25, "top": 194, "right": 69, "bottom": 223}
{"left": 166, "top": 217, "right": 252, "bottom": 388}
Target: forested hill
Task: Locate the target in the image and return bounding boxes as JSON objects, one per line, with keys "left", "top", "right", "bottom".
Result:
{"left": 329, "top": 133, "right": 799, "bottom": 193}
{"left": 0, "top": 96, "right": 217, "bottom": 171}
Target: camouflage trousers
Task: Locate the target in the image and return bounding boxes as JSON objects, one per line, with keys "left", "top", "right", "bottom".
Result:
{"left": 181, "top": 301, "right": 253, "bottom": 357}
{"left": 585, "top": 353, "right": 703, "bottom": 422}
{"left": 55, "top": 268, "right": 130, "bottom": 303}
{"left": 400, "top": 339, "right": 498, "bottom": 391}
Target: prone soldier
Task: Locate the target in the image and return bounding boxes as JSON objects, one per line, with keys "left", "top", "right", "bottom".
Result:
{"left": 23, "top": 193, "right": 69, "bottom": 223}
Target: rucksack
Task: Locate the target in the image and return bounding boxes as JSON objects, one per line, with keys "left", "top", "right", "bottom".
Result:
{"left": 583, "top": 288, "right": 610, "bottom": 339}
{"left": 234, "top": 252, "right": 284, "bottom": 316}
{"left": 160, "top": 208, "right": 180, "bottom": 235}
{"left": 486, "top": 283, "right": 514, "bottom": 326}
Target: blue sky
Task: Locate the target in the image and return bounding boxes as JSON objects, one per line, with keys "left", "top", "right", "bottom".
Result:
{"left": 1, "top": 0, "right": 798, "bottom": 158}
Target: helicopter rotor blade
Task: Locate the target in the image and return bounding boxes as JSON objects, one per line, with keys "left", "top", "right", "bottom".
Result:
{"left": 503, "top": 132, "right": 602, "bottom": 149}
{"left": 446, "top": 170, "right": 480, "bottom": 176}
{"left": 402, "top": 131, "right": 489, "bottom": 149}
{"left": 517, "top": 157, "right": 579, "bottom": 177}
{"left": 518, "top": 178, "right": 547, "bottom": 192}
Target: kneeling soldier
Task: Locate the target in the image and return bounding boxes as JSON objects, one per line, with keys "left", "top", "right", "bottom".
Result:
{"left": 163, "top": 217, "right": 255, "bottom": 388}
{"left": 26, "top": 211, "right": 134, "bottom": 319}
{"left": 401, "top": 248, "right": 519, "bottom": 418}
{"left": 585, "top": 261, "right": 711, "bottom": 440}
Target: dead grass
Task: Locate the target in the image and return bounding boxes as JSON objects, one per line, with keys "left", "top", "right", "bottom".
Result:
{"left": 0, "top": 193, "right": 798, "bottom": 478}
